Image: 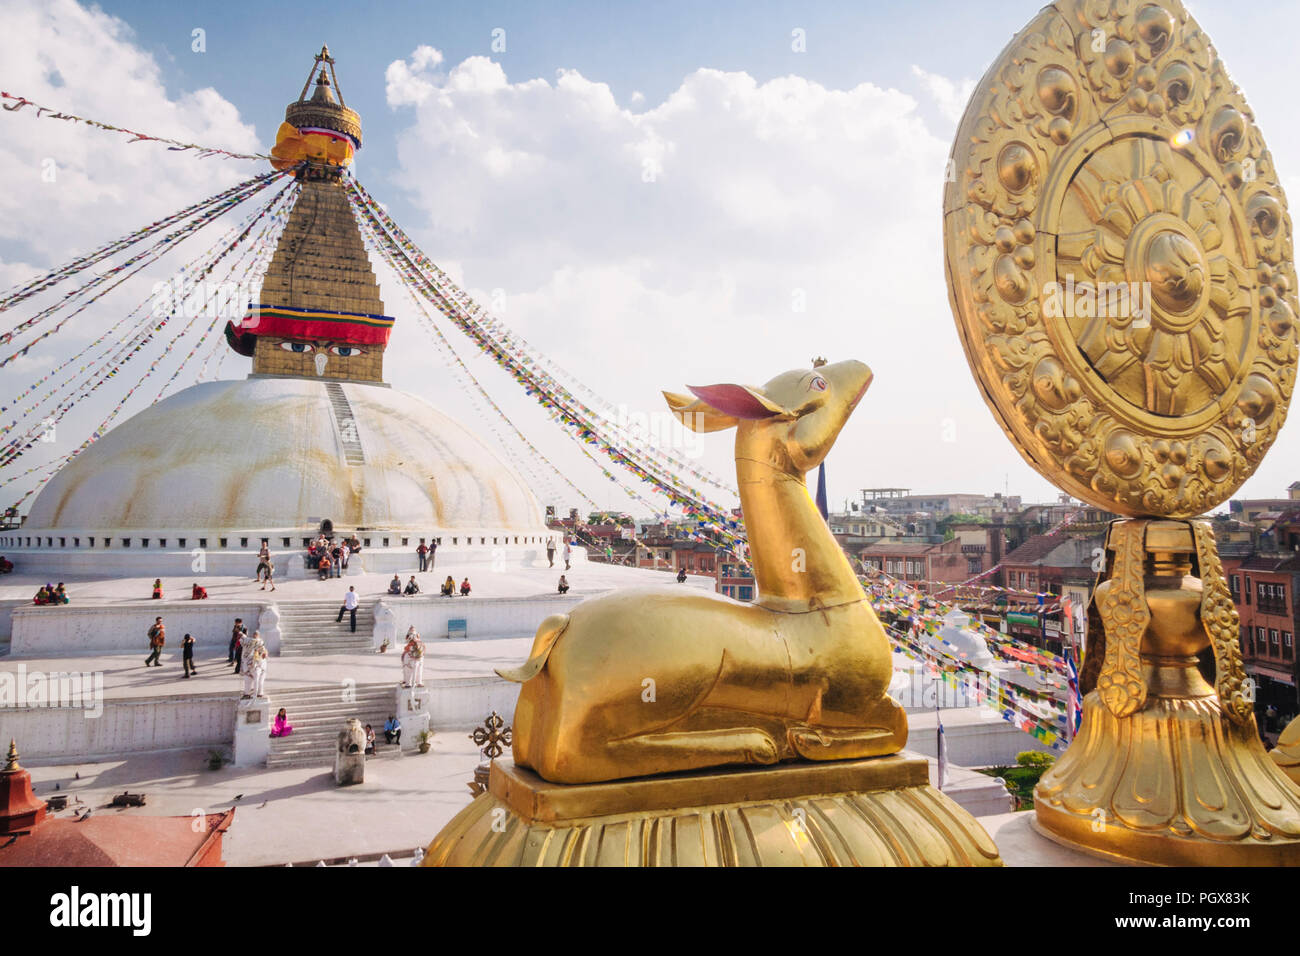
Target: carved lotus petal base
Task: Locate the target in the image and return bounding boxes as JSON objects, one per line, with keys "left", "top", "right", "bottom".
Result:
{"left": 1269, "top": 715, "right": 1300, "bottom": 787}
{"left": 1035, "top": 691, "right": 1300, "bottom": 866}
{"left": 424, "top": 755, "right": 1001, "bottom": 867}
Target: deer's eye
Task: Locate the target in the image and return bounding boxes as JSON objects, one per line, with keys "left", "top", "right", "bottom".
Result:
{"left": 810, "top": 376, "right": 828, "bottom": 392}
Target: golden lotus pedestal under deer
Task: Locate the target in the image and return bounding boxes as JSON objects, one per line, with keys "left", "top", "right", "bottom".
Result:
{"left": 425, "top": 755, "right": 1001, "bottom": 867}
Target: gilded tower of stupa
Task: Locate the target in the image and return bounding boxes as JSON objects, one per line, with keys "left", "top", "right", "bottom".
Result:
{"left": 225, "top": 47, "right": 393, "bottom": 383}
{"left": 14, "top": 48, "right": 550, "bottom": 575}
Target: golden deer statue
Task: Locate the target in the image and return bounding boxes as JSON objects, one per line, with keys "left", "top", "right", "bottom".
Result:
{"left": 497, "top": 359, "right": 906, "bottom": 784}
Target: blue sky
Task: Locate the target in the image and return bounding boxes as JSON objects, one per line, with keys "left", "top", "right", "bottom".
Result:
{"left": 3, "top": 0, "right": 1298, "bottom": 515}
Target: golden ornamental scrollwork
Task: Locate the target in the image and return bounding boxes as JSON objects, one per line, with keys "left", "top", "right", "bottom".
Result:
{"left": 1192, "top": 519, "right": 1251, "bottom": 725}
{"left": 944, "top": 0, "right": 1298, "bottom": 517}
{"left": 1094, "top": 520, "right": 1148, "bottom": 717}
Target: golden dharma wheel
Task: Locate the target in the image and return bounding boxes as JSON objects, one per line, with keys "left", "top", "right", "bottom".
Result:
{"left": 944, "top": 0, "right": 1297, "bottom": 518}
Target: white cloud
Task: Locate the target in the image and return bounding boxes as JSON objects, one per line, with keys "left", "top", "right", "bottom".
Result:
{"left": 910, "top": 65, "right": 976, "bottom": 126}
{"left": 0, "top": 0, "right": 260, "bottom": 262}
{"left": 0, "top": 0, "right": 264, "bottom": 503}
{"left": 378, "top": 49, "right": 1060, "bottom": 510}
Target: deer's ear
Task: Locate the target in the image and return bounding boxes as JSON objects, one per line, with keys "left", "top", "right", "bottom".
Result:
{"left": 663, "top": 391, "right": 738, "bottom": 433}
{"left": 687, "top": 383, "right": 793, "bottom": 420}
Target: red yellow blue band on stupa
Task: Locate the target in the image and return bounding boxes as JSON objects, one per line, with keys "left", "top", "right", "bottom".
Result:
{"left": 223, "top": 305, "right": 394, "bottom": 356}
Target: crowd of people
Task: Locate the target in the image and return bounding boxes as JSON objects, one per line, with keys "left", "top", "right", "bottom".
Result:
{"left": 302, "top": 533, "right": 362, "bottom": 580}
{"left": 32, "top": 582, "right": 69, "bottom": 605}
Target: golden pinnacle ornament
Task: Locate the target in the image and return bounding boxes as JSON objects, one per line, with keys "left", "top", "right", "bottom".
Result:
{"left": 945, "top": 0, "right": 1300, "bottom": 865}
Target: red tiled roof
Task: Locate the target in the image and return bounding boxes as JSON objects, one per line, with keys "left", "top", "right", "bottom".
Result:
{"left": 0, "top": 809, "right": 233, "bottom": 867}
{"left": 1002, "top": 534, "right": 1071, "bottom": 566}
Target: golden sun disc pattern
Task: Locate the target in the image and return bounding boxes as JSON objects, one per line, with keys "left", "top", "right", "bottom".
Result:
{"left": 943, "top": 0, "right": 1297, "bottom": 518}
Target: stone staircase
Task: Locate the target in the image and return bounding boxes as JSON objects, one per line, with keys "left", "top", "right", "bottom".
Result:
{"left": 277, "top": 599, "right": 376, "bottom": 656}
{"left": 325, "top": 381, "right": 366, "bottom": 466}
{"left": 267, "top": 683, "right": 398, "bottom": 768}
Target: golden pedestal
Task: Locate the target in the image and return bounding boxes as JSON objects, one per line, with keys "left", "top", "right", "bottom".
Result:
{"left": 425, "top": 755, "right": 1002, "bottom": 867}
{"left": 1270, "top": 717, "right": 1300, "bottom": 787}
{"left": 1034, "top": 519, "right": 1300, "bottom": 866}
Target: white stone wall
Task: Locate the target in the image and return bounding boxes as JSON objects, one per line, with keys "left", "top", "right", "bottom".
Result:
{"left": 425, "top": 676, "right": 520, "bottom": 730}
{"left": 0, "top": 542, "right": 557, "bottom": 578}
{"left": 0, "top": 694, "right": 235, "bottom": 761}
{"left": 907, "top": 710, "right": 1054, "bottom": 767}
{"left": 374, "top": 594, "right": 583, "bottom": 647}
{"left": 10, "top": 602, "right": 268, "bottom": 655}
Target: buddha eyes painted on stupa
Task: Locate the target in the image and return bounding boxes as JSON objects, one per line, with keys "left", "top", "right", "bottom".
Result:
{"left": 280, "top": 341, "right": 314, "bottom": 353}
{"left": 330, "top": 345, "right": 365, "bottom": 357}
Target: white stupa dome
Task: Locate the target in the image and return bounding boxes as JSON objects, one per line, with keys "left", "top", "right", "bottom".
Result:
{"left": 926, "top": 608, "right": 996, "bottom": 668}
{"left": 21, "top": 377, "right": 547, "bottom": 537}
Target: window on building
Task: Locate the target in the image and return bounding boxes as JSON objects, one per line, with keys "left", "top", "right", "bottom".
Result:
{"left": 1229, "top": 575, "right": 1240, "bottom": 599}
{"left": 739, "top": 586, "right": 754, "bottom": 601}
{"left": 1271, "top": 629, "right": 1281, "bottom": 649}
{"left": 1244, "top": 577, "right": 1251, "bottom": 604}
{"left": 178, "top": 538, "right": 186, "bottom": 548}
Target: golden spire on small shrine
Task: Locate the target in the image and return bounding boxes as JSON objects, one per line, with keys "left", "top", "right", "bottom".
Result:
{"left": 4, "top": 738, "right": 19, "bottom": 772}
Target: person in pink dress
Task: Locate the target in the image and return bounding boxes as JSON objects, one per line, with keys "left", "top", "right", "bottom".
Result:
{"left": 270, "top": 708, "right": 294, "bottom": 737}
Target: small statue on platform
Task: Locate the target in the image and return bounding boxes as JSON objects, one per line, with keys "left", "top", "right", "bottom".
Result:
{"left": 497, "top": 360, "right": 906, "bottom": 784}
{"left": 241, "top": 632, "right": 268, "bottom": 699}
{"left": 400, "top": 627, "right": 425, "bottom": 687}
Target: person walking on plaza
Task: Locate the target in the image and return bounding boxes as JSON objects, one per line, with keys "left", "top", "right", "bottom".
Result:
{"left": 427, "top": 537, "right": 437, "bottom": 570}
{"left": 152, "top": 578, "right": 163, "bottom": 600}
{"left": 417, "top": 539, "right": 428, "bottom": 573}
{"left": 261, "top": 558, "right": 276, "bottom": 592}
{"left": 228, "top": 618, "right": 247, "bottom": 664}
{"left": 232, "top": 627, "right": 245, "bottom": 674}
{"left": 563, "top": 540, "right": 572, "bottom": 571}
{"left": 337, "top": 585, "right": 359, "bottom": 632}
{"left": 547, "top": 537, "right": 556, "bottom": 568}
{"left": 182, "top": 633, "right": 197, "bottom": 678}
{"left": 256, "top": 540, "right": 271, "bottom": 582}
{"left": 145, "top": 617, "right": 165, "bottom": 667}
